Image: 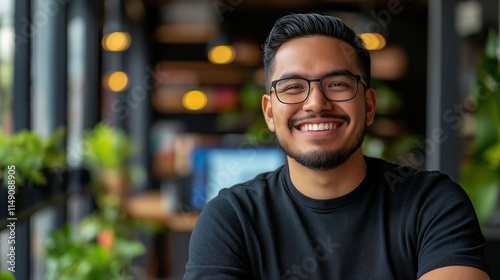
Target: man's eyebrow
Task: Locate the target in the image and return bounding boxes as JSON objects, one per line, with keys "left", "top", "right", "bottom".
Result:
{"left": 278, "top": 69, "right": 355, "bottom": 80}
{"left": 278, "top": 72, "right": 308, "bottom": 80}
{"left": 322, "top": 69, "right": 355, "bottom": 77}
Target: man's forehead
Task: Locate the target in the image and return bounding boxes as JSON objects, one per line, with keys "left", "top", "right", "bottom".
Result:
{"left": 276, "top": 69, "right": 355, "bottom": 80}
{"left": 272, "top": 36, "right": 360, "bottom": 79}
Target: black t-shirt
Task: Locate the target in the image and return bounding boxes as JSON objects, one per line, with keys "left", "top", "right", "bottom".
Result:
{"left": 184, "top": 157, "right": 490, "bottom": 280}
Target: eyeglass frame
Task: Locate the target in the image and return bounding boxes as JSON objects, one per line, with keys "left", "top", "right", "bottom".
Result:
{"left": 269, "top": 73, "right": 368, "bottom": 104}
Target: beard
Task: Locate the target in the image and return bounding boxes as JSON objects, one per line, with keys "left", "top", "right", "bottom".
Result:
{"left": 275, "top": 124, "right": 366, "bottom": 171}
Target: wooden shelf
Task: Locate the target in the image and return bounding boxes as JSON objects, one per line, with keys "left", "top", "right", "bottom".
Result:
{"left": 126, "top": 189, "right": 199, "bottom": 233}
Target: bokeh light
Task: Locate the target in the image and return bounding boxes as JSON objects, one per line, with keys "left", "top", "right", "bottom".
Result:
{"left": 182, "top": 90, "right": 207, "bottom": 110}
{"left": 102, "top": 32, "right": 131, "bottom": 52}
{"left": 359, "top": 33, "right": 386, "bottom": 50}
{"left": 208, "top": 45, "right": 235, "bottom": 64}
{"left": 104, "top": 71, "right": 129, "bottom": 92}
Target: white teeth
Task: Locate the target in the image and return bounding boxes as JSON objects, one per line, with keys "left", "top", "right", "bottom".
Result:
{"left": 299, "top": 123, "right": 339, "bottom": 131}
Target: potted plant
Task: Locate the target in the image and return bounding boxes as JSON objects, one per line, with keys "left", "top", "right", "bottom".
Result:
{"left": 0, "top": 127, "right": 66, "bottom": 187}
{"left": 44, "top": 210, "right": 146, "bottom": 280}
{"left": 44, "top": 122, "right": 152, "bottom": 279}
{"left": 460, "top": 29, "right": 500, "bottom": 226}
{"left": 82, "top": 122, "right": 144, "bottom": 206}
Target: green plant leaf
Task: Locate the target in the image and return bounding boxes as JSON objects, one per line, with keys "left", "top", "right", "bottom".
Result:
{"left": 0, "top": 128, "right": 66, "bottom": 187}
{"left": 461, "top": 162, "right": 500, "bottom": 224}
{"left": 484, "top": 143, "right": 500, "bottom": 169}
{"left": 240, "top": 83, "right": 264, "bottom": 111}
{"left": 112, "top": 238, "right": 146, "bottom": 260}
{"left": 485, "top": 29, "right": 499, "bottom": 59}
{"left": 462, "top": 29, "right": 500, "bottom": 226}
{"left": 82, "top": 122, "right": 136, "bottom": 171}
{"left": 0, "top": 272, "right": 15, "bottom": 280}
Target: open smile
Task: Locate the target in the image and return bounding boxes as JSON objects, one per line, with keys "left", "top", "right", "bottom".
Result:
{"left": 298, "top": 122, "right": 343, "bottom": 131}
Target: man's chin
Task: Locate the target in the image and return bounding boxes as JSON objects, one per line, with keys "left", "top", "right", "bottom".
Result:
{"left": 289, "top": 149, "right": 355, "bottom": 171}
{"left": 278, "top": 140, "right": 355, "bottom": 170}
{"left": 276, "top": 132, "right": 365, "bottom": 171}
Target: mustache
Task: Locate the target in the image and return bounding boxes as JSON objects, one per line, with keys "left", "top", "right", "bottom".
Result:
{"left": 289, "top": 114, "right": 350, "bottom": 130}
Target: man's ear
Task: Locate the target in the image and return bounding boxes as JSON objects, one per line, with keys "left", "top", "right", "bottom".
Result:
{"left": 262, "top": 94, "right": 275, "bottom": 132}
{"left": 365, "top": 88, "right": 377, "bottom": 126}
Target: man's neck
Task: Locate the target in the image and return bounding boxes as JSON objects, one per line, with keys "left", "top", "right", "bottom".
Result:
{"left": 287, "top": 149, "right": 367, "bottom": 200}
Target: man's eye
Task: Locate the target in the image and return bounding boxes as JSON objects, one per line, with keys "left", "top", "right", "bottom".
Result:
{"left": 326, "top": 82, "right": 354, "bottom": 91}
{"left": 281, "top": 85, "right": 306, "bottom": 93}
{"left": 329, "top": 82, "right": 348, "bottom": 88}
{"left": 285, "top": 85, "right": 304, "bottom": 90}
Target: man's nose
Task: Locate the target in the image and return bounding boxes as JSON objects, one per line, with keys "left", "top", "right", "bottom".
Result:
{"left": 302, "top": 83, "right": 334, "bottom": 113}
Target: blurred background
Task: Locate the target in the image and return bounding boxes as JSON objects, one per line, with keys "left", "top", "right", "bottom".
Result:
{"left": 0, "top": 0, "right": 499, "bottom": 279}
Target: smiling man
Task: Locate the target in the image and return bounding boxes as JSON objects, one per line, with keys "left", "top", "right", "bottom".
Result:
{"left": 184, "top": 13, "right": 490, "bottom": 280}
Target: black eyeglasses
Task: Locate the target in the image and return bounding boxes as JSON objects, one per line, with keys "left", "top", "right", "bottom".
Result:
{"left": 270, "top": 74, "right": 367, "bottom": 104}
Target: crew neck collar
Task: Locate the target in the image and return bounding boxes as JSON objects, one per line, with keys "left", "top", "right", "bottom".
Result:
{"left": 281, "top": 156, "right": 375, "bottom": 211}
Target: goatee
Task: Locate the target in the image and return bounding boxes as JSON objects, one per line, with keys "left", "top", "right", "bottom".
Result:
{"left": 275, "top": 125, "right": 366, "bottom": 171}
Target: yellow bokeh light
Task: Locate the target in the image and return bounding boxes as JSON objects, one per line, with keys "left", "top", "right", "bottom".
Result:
{"left": 182, "top": 90, "right": 207, "bottom": 111}
{"left": 359, "top": 33, "right": 386, "bottom": 50}
{"left": 208, "top": 45, "right": 235, "bottom": 64}
{"left": 105, "top": 71, "right": 129, "bottom": 92}
{"left": 102, "top": 32, "right": 131, "bottom": 52}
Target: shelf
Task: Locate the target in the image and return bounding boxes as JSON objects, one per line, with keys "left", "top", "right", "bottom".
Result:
{"left": 126, "top": 189, "right": 199, "bottom": 233}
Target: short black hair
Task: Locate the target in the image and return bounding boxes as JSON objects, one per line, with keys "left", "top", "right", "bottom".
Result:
{"left": 263, "top": 13, "right": 371, "bottom": 92}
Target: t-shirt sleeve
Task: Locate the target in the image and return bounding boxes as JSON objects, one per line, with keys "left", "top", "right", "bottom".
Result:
{"left": 414, "top": 173, "right": 490, "bottom": 278}
{"left": 184, "top": 192, "right": 252, "bottom": 280}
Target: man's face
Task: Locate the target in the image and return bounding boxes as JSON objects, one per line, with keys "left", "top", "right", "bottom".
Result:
{"left": 262, "top": 35, "right": 376, "bottom": 170}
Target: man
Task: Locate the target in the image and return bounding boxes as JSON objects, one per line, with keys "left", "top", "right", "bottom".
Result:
{"left": 184, "top": 13, "right": 490, "bottom": 279}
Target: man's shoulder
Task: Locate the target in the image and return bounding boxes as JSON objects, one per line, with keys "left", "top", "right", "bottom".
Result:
{"left": 366, "top": 156, "right": 462, "bottom": 195}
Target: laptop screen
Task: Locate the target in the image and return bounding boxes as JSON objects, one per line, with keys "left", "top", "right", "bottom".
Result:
{"left": 190, "top": 147, "right": 286, "bottom": 210}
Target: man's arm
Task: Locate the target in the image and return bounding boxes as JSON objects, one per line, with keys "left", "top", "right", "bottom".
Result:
{"left": 419, "top": 266, "right": 490, "bottom": 280}
{"left": 408, "top": 172, "right": 490, "bottom": 279}
{"left": 184, "top": 193, "right": 252, "bottom": 280}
